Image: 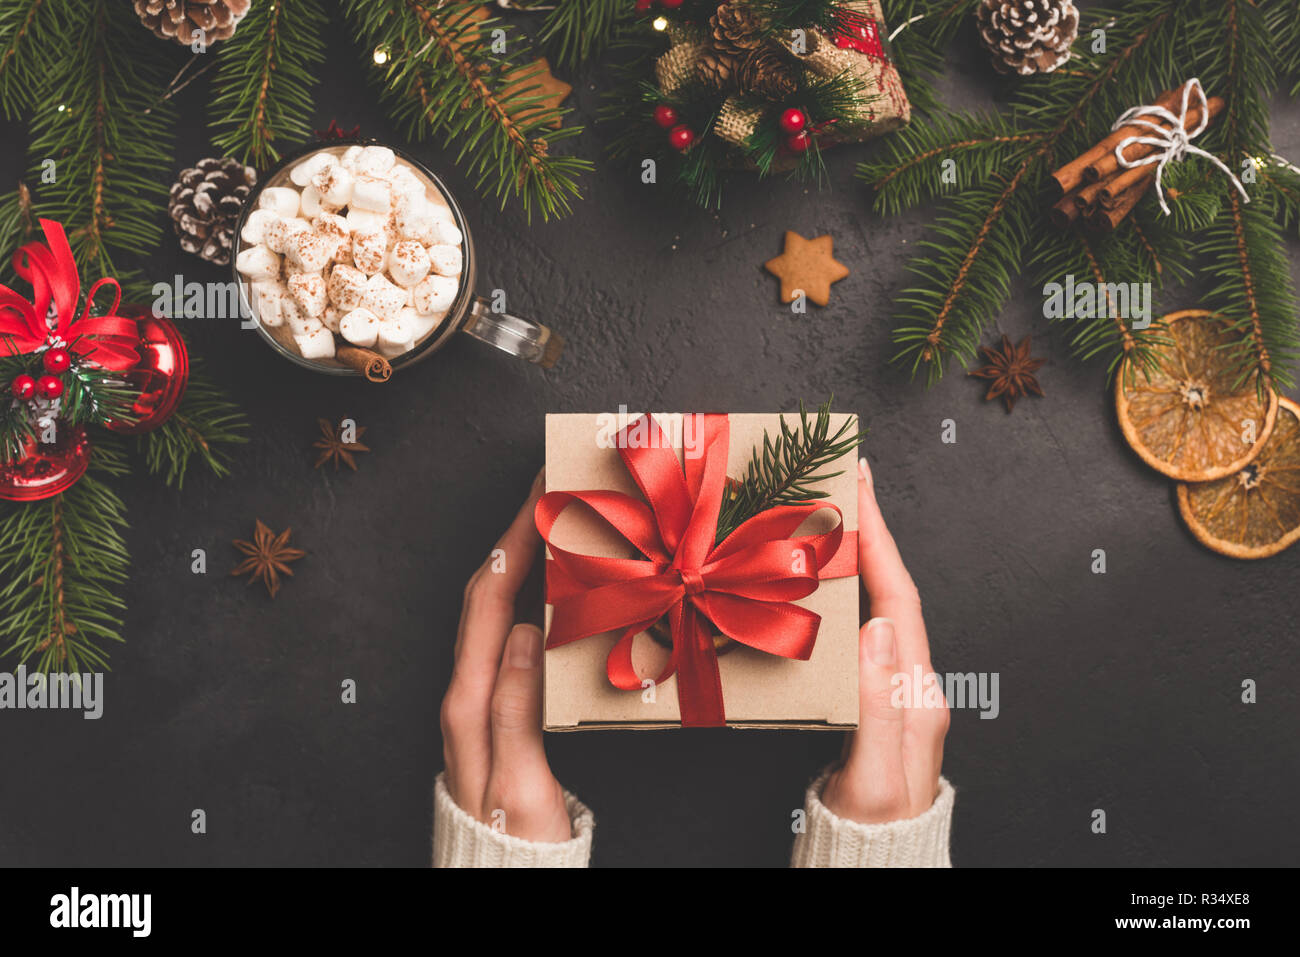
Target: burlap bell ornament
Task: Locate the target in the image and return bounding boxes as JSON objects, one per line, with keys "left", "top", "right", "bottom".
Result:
{"left": 655, "top": 0, "right": 909, "bottom": 168}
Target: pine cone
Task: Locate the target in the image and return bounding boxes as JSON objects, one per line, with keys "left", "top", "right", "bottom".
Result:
{"left": 736, "top": 46, "right": 798, "bottom": 101}
{"left": 710, "top": 2, "right": 764, "bottom": 59}
{"left": 976, "top": 0, "right": 1079, "bottom": 75}
{"left": 134, "top": 0, "right": 252, "bottom": 46}
{"left": 696, "top": 51, "right": 737, "bottom": 90}
{"left": 168, "top": 158, "right": 256, "bottom": 265}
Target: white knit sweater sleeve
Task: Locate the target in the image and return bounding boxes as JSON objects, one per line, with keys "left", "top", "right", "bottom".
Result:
{"left": 791, "top": 769, "right": 955, "bottom": 868}
{"left": 432, "top": 772, "right": 595, "bottom": 868}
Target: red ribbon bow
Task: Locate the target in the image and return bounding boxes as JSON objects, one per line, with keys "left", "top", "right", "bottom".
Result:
{"left": 536, "top": 414, "right": 857, "bottom": 727}
{"left": 0, "top": 219, "right": 140, "bottom": 370}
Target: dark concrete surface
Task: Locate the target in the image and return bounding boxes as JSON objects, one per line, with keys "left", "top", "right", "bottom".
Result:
{"left": 0, "top": 15, "right": 1296, "bottom": 868}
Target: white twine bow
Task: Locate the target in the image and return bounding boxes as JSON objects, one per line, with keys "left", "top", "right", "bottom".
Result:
{"left": 1111, "top": 77, "right": 1249, "bottom": 216}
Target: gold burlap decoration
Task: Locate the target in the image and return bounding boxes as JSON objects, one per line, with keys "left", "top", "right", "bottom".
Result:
{"left": 654, "top": 0, "right": 910, "bottom": 158}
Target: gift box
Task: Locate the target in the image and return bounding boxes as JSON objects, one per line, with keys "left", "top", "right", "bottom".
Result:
{"left": 539, "top": 411, "right": 860, "bottom": 730}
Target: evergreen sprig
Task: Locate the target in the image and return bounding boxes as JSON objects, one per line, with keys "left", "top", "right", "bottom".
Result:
{"left": 135, "top": 362, "right": 248, "bottom": 489}
{"left": 862, "top": 0, "right": 1300, "bottom": 389}
{"left": 536, "top": 0, "right": 630, "bottom": 71}
{"left": 342, "top": 0, "right": 591, "bottom": 222}
{"left": 0, "top": 439, "right": 129, "bottom": 673}
{"left": 209, "top": 0, "right": 327, "bottom": 168}
{"left": 0, "top": 0, "right": 60, "bottom": 120}
{"left": 715, "top": 399, "right": 865, "bottom": 545}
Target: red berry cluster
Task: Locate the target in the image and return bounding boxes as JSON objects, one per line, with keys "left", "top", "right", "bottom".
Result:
{"left": 654, "top": 103, "right": 696, "bottom": 152}
{"left": 779, "top": 108, "right": 811, "bottom": 153}
{"left": 8, "top": 348, "right": 71, "bottom": 401}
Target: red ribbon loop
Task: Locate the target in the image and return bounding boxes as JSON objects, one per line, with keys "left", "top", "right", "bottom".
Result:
{"left": 536, "top": 413, "right": 857, "bottom": 727}
{"left": 0, "top": 219, "right": 139, "bottom": 370}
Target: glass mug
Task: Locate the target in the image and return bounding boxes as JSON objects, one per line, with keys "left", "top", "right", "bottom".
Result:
{"left": 231, "top": 139, "right": 563, "bottom": 375}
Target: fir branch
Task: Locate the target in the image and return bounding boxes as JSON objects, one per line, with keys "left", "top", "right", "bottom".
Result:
{"left": 715, "top": 399, "right": 865, "bottom": 544}
{"left": 536, "top": 0, "right": 629, "bottom": 71}
{"left": 0, "top": 440, "right": 129, "bottom": 673}
{"left": 880, "top": 0, "right": 979, "bottom": 116}
{"left": 0, "top": 0, "right": 56, "bottom": 119}
{"left": 209, "top": 0, "right": 326, "bottom": 168}
{"left": 342, "top": 0, "right": 590, "bottom": 221}
{"left": 135, "top": 362, "right": 248, "bottom": 489}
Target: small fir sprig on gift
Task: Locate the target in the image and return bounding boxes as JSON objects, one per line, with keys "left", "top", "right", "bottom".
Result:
{"left": 715, "top": 398, "right": 866, "bottom": 544}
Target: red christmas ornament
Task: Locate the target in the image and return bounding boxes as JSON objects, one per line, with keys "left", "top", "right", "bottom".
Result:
{"left": 42, "top": 348, "right": 71, "bottom": 374}
{"left": 105, "top": 308, "right": 190, "bottom": 435}
{"left": 0, "top": 426, "right": 92, "bottom": 502}
{"left": 669, "top": 124, "right": 696, "bottom": 151}
{"left": 779, "top": 108, "right": 807, "bottom": 134}
{"left": 36, "top": 375, "right": 64, "bottom": 399}
{"left": 10, "top": 374, "right": 35, "bottom": 399}
{"left": 786, "top": 129, "right": 812, "bottom": 153}
{"left": 653, "top": 104, "right": 679, "bottom": 129}
{"left": 634, "top": 0, "right": 654, "bottom": 12}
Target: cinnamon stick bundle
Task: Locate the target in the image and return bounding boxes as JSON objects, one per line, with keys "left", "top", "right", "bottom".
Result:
{"left": 1047, "top": 86, "right": 1182, "bottom": 198}
{"left": 1086, "top": 96, "right": 1224, "bottom": 183}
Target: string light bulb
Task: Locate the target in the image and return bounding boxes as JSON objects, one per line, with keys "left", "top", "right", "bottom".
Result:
{"left": 372, "top": 44, "right": 390, "bottom": 65}
{"left": 652, "top": 16, "right": 668, "bottom": 31}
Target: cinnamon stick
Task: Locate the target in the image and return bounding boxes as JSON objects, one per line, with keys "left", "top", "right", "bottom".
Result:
{"left": 1086, "top": 96, "right": 1224, "bottom": 183}
{"left": 1086, "top": 175, "right": 1156, "bottom": 233}
{"left": 1073, "top": 177, "right": 1110, "bottom": 210}
{"left": 337, "top": 346, "right": 393, "bottom": 382}
{"left": 1048, "top": 87, "right": 1182, "bottom": 197}
{"left": 1098, "top": 163, "right": 1157, "bottom": 207}
{"left": 1048, "top": 194, "right": 1083, "bottom": 229}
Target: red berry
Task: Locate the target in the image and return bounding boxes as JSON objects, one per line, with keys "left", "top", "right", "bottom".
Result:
{"left": 668, "top": 124, "right": 696, "bottom": 151}
{"left": 36, "top": 375, "right": 64, "bottom": 400}
{"left": 786, "top": 130, "right": 812, "bottom": 153}
{"left": 653, "top": 104, "right": 679, "bottom": 129}
{"left": 634, "top": 0, "right": 654, "bottom": 11}
{"left": 42, "top": 348, "right": 71, "bottom": 374}
{"left": 661, "top": 0, "right": 684, "bottom": 7}
{"left": 10, "top": 374, "right": 36, "bottom": 400}
{"left": 779, "top": 108, "right": 807, "bottom": 135}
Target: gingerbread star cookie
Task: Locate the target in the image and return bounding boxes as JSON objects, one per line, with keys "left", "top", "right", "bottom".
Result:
{"left": 764, "top": 231, "right": 850, "bottom": 306}
{"left": 501, "top": 57, "right": 572, "bottom": 130}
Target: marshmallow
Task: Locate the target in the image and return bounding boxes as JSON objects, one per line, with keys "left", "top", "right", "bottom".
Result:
{"left": 340, "top": 145, "right": 364, "bottom": 170}
{"left": 350, "top": 174, "right": 392, "bottom": 213}
{"left": 263, "top": 216, "right": 310, "bottom": 254}
{"left": 252, "top": 279, "right": 291, "bottom": 327}
{"left": 377, "top": 313, "right": 416, "bottom": 357}
{"left": 351, "top": 229, "right": 388, "bottom": 275}
{"left": 427, "top": 201, "right": 455, "bottom": 224}
{"left": 295, "top": 327, "right": 336, "bottom": 360}
{"left": 288, "top": 272, "right": 328, "bottom": 318}
{"left": 321, "top": 304, "right": 342, "bottom": 333}
{"left": 406, "top": 308, "right": 444, "bottom": 343}
{"left": 327, "top": 263, "right": 368, "bottom": 310}
{"left": 288, "top": 312, "right": 324, "bottom": 337}
{"left": 395, "top": 195, "right": 436, "bottom": 243}
{"left": 427, "top": 244, "right": 462, "bottom": 277}
{"left": 240, "top": 208, "right": 277, "bottom": 245}
{"left": 356, "top": 145, "right": 396, "bottom": 177}
{"left": 340, "top": 307, "right": 380, "bottom": 347}
{"left": 388, "top": 164, "right": 426, "bottom": 202}
{"left": 311, "top": 163, "right": 355, "bottom": 209}
{"left": 346, "top": 207, "right": 387, "bottom": 237}
{"left": 236, "top": 244, "right": 281, "bottom": 282}
{"left": 282, "top": 258, "right": 317, "bottom": 278}
{"left": 388, "top": 240, "right": 431, "bottom": 287}
{"left": 432, "top": 220, "right": 463, "bottom": 246}
{"left": 359, "top": 272, "right": 407, "bottom": 321}
{"left": 412, "top": 274, "right": 459, "bottom": 314}
{"left": 290, "top": 152, "right": 337, "bottom": 187}
{"left": 313, "top": 214, "right": 352, "bottom": 263}
{"left": 299, "top": 185, "right": 330, "bottom": 218}
{"left": 258, "top": 186, "right": 300, "bottom": 219}
{"left": 288, "top": 229, "right": 333, "bottom": 273}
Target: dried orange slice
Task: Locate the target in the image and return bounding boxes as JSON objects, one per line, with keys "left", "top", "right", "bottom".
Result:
{"left": 1116, "top": 310, "right": 1277, "bottom": 481}
{"left": 1177, "top": 397, "right": 1300, "bottom": 559}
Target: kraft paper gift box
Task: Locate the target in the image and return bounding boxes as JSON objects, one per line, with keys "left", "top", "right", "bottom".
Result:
{"left": 541, "top": 412, "right": 860, "bottom": 730}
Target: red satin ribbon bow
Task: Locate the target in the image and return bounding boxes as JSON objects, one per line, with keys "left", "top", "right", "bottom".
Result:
{"left": 0, "top": 219, "right": 140, "bottom": 370}
{"left": 536, "top": 413, "right": 858, "bottom": 727}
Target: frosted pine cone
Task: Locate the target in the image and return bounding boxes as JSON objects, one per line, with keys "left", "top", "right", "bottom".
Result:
{"left": 168, "top": 158, "right": 256, "bottom": 265}
{"left": 976, "top": 0, "right": 1079, "bottom": 75}
{"left": 134, "top": 0, "right": 252, "bottom": 46}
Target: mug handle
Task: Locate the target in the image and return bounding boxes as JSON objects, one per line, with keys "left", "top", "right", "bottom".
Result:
{"left": 461, "top": 297, "right": 564, "bottom": 369}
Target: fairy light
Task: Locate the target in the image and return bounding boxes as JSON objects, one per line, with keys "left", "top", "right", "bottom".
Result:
{"left": 372, "top": 44, "right": 390, "bottom": 65}
{"left": 652, "top": 16, "right": 668, "bottom": 31}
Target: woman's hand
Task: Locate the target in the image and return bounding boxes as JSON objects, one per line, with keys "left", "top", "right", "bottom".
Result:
{"left": 439, "top": 471, "right": 572, "bottom": 843}
{"left": 821, "top": 456, "right": 950, "bottom": 825}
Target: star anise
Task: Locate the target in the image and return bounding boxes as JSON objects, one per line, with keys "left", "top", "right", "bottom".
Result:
{"left": 968, "top": 334, "right": 1046, "bottom": 413}
{"left": 312, "top": 418, "right": 370, "bottom": 470}
{"left": 231, "top": 520, "right": 305, "bottom": 598}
